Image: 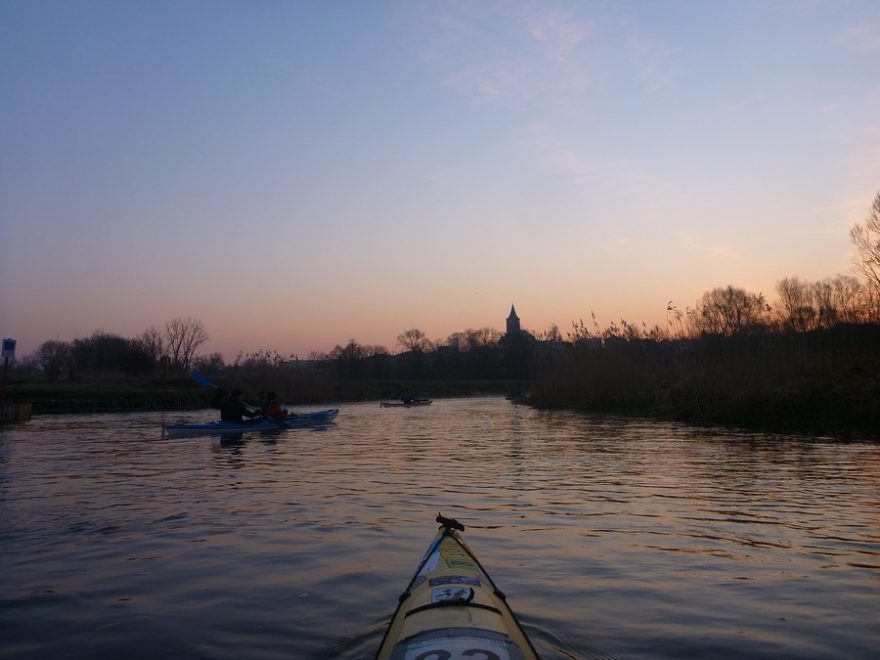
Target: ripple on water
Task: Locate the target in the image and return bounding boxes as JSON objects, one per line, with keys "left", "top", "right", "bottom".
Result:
{"left": 1, "top": 400, "right": 879, "bottom": 659}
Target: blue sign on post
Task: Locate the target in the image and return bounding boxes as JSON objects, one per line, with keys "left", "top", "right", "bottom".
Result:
{"left": 1, "top": 338, "right": 16, "bottom": 359}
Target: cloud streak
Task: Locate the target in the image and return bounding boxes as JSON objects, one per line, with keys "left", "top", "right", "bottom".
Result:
{"left": 836, "top": 23, "right": 880, "bottom": 54}
{"left": 421, "top": 4, "right": 598, "bottom": 102}
{"left": 627, "top": 29, "right": 680, "bottom": 92}
{"left": 523, "top": 124, "right": 597, "bottom": 185}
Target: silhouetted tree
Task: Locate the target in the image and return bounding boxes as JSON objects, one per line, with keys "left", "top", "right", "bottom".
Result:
{"left": 71, "top": 331, "right": 153, "bottom": 375}
{"left": 694, "top": 286, "right": 770, "bottom": 335}
{"left": 830, "top": 274, "right": 866, "bottom": 323}
{"left": 330, "top": 339, "right": 368, "bottom": 362}
{"left": 397, "top": 328, "right": 433, "bottom": 353}
{"left": 849, "top": 192, "right": 880, "bottom": 289}
{"left": 776, "top": 274, "right": 870, "bottom": 331}
{"left": 35, "top": 340, "right": 72, "bottom": 380}
{"left": 850, "top": 191, "right": 880, "bottom": 314}
{"left": 464, "top": 327, "right": 501, "bottom": 350}
{"left": 138, "top": 325, "right": 165, "bottom": 362}
{"left": 329, "top": 339, "right": 369, "bottom": 377}
{"left": 193, "top": 353, "right": 226, "bottom": 372}
{"left": 445, "top": 332, "right": 468, "bottom": 352}
{"left": 777, "top": 277, "right": 816, "bottom": 332}
{"left": 164, "top": 318, "right": 209, "bottom": 370}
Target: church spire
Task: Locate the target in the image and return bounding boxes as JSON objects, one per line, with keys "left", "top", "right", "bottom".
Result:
{"left": 506, "top": 304, "right": 521, "bottom": 336}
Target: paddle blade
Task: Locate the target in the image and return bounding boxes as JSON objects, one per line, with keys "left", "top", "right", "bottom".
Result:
{"left": 191, "top": 371, "right": 215, "bottom": 388}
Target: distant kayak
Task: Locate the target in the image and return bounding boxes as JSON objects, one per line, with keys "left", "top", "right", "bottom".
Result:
{"left": 380, "top": 399, "right": 432, "bottom": 408}
{"left": 375, "top": 514, "right": 539, "bottom": 659}
{"left": 164, "top": 408, "right": 339, "bottom": 434}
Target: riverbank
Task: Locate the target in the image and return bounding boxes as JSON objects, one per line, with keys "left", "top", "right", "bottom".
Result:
{"left": 7, "top": 347, "right": 877, "bottom": 441}
{"left": 528, "top": 325, "right": 880, "bottom": 440}
{"left": 1, "top": 377, "right": 522, "bottom": 416}
{"left": 3, "top": 378, "right": 211, "bottom": 416}
{"left": 0, "top": 401, "right": 33, "bottom": 422}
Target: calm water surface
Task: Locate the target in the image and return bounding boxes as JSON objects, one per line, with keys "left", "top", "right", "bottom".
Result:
{"left": 1, "top": 398, "right": 878, "bottom": 658}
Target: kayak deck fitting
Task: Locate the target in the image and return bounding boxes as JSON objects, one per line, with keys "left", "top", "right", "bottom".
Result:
{"left": 376, "top": 514, "right": 539, "bottom": 659}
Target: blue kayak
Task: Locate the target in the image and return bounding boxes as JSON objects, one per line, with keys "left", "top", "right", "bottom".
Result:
{"left": 164, "top": 408, "right": 338, "bottom": 434}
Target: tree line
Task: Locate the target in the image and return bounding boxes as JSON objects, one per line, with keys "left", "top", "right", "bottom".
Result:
{"left": 20, "top": 318, "right": 209, "bottom": 380}
{"left": 13, "top": 192, "right": 880, "bottom": 402}
{"left": 525, "top": 193, "right": 880, "bottom": 437}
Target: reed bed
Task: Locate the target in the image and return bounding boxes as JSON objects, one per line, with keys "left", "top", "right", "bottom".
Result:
{"left": 529, "top": 324, "right": 880, "bottom": 438}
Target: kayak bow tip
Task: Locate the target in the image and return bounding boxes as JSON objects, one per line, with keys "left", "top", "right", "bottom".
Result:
{"left": 436, "top": 513, "right": 465, "bottom": 532}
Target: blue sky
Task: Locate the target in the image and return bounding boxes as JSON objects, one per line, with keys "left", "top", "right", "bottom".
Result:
{"left": 2, "top": 1, "right": 879, "bottom": 358}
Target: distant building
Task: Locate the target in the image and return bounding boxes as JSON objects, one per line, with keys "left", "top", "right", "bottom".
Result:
{"left": 506, "top": 305, "right": 521, "bottom": 336}
{"left": 502, "top": 304, "right": 569, "bottom": 352}
{"left": 501, "top": 304, "right": 536, "bottom": 346}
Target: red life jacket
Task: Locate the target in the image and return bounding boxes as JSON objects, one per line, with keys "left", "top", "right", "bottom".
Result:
{"left": 266, "top": 401, "right": 285, "bottom": 420}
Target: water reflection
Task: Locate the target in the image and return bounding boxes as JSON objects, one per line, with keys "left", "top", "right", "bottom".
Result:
{"left": 0, "top": 401, "right": 878, "bottom": 659}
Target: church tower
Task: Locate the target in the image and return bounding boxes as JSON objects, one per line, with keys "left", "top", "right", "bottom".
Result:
{"left": 506, "top": 304, "right": 521, "bottom": 337}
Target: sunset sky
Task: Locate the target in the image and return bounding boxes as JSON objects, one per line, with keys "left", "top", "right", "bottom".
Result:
{"left": 2, "top": 1, "right": 879, "bottom": 359}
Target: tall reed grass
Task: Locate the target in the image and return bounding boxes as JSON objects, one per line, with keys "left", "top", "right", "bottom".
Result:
{"left": 529, "top": 324, "right": 880, "bottom": 438}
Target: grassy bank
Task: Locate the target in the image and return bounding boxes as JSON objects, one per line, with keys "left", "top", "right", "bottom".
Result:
{"left": 4, "top": 374, "right": 522, "bottom": 415}
{"left": 5, "top": 378, "right": 212, "bottom": 415}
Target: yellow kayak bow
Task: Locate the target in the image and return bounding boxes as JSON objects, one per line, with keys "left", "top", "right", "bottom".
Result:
{"left": 375, "top": 515, "right": 539, "bottom": 659}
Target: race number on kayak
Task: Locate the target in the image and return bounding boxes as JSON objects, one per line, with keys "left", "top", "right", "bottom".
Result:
{"left": 402, "top": 634, "right": 511, "bottom": 660}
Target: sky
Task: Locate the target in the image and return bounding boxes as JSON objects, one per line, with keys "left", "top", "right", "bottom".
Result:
{"left": 2, "top": 0, "right": 879, "bottom": 360}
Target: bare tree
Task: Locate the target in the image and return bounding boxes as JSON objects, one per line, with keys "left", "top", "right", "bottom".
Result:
{"left": 831, "top": 274, "right": 866, "bottom": 323}
{"left": 695, "top": 286, "right": 770, "bottom": 335}
{"left": 138, "top": 325, "right": 165, "bottom": 362}
{"left": 397, "top": 328, "right": 433, "bottom": 353}
{"left": 777, "top": 275, "right": 870, "bottom": 331}
{"left": 850, "top": 191, "right": 880, "bottom": 315}
{"left": 193, "top": 352, "right": 226, "bottom": 372}
{"left": 330, "top": 339, "right": 368, "bottom": 361}
{"left": 35, "top": 340, "right": 72, "bottom": 381}
{"left": 443, "top": 328, "right": 504, "bottom": 351}
{"left": 464, "top": 327, "right": 501, "bottom": 350}
{"left": 164, "top": 317, "right": 209, "bottom": 370}
{"left": 776, "top": 277, "right": 816, "bottom": 332}
{"left": 811, "top": 279, "right": 838, "bottom": 328}
{"left": 445, "top": 332, "right": 468, "bottom": 352}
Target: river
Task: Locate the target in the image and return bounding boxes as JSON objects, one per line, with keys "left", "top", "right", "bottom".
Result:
{"left": 1, "top": 397, "right": 878, "bottom": 658}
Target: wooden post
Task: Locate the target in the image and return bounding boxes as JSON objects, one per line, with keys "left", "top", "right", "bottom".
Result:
{"left": 1, "top": 339, "right": 15, "bottom": 399}
{"left": 1, "top": 356, "right": 8, "bottom": 400}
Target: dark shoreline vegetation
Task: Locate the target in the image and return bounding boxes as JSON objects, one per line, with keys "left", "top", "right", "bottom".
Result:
{"left": 4, "top": 321, "right": 879, "bottom": 439}
{"left": 530, "top": 324, "right": 880, "bottom": 439}
{"left": 4, "top": 376, "right": 520, "bottom": 416}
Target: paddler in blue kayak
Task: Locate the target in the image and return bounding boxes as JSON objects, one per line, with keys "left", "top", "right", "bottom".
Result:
{"left": 218, "top": 389, "right": 262, "bottom": 424}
